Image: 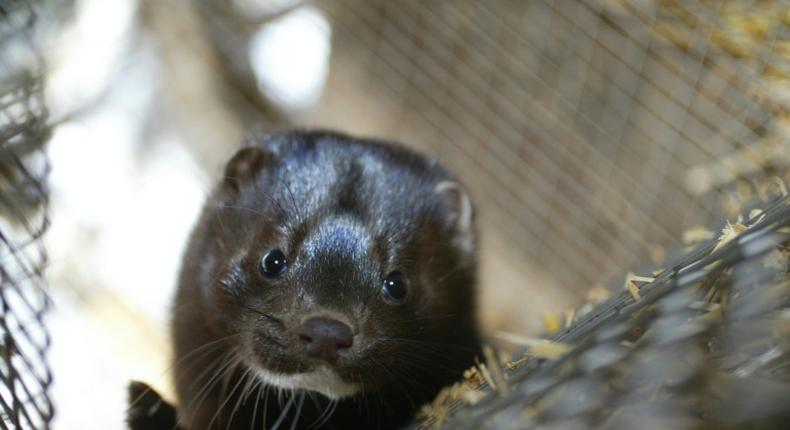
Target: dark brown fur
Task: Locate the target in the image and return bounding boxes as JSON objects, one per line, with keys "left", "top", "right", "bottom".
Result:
{"left": 164, "top": 131, "right": 480, "bottom": 429}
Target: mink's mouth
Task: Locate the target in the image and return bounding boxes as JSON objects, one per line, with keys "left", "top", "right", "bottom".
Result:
{"left": 244, "top": 309, "right": 389, "bottom": 399}
{"left": 248, "top": 331, "right": 352, "bottom": 374}
{"left": 246, "top": 333, "right": 370, "bottom": 399}
{"left": 249, "top": 362, "right": 362, "bottom": 399}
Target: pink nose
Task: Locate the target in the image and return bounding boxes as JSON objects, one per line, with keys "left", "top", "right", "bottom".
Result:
{"left": 298, "top": 317, "right": 353, "bottom": 363}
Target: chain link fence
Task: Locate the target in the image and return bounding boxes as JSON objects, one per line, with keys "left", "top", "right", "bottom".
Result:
{"left": 0, "top": 0, "right": 53, "bottom": 428}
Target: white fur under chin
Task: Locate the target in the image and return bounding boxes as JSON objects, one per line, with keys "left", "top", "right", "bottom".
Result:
{"left": 254, "top": 366, "right": 361, "bottom": 400}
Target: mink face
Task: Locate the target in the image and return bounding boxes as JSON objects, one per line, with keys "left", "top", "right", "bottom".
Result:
{"left": 172, "top": 131, "right": 479, "bottom": 429}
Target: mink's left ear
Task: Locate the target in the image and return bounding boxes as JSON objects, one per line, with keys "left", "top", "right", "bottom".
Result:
{"left": 222, "top": 146, "right": 270, "bottom": 193}
{"left": 435, "top": 180, "right": 475, "bottom": 255}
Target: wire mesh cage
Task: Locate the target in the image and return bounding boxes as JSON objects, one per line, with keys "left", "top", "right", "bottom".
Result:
{"left": 313, "top": 0, "right": 790, "bottom": 290}
{"left": 159, "top": 0, "right": 790, "bottom": 335}
{"left": 419, "top": 194, "right": 790, "bottom": 429}
{"left": 0, "top": 0, "right": 53, "bottom": 428}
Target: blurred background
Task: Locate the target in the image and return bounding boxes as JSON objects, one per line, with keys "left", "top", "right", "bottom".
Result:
{"left": 1, "top": 0, "right": 789, "bottom": 428}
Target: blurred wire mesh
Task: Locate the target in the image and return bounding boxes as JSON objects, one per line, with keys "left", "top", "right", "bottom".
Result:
{"left": 160, "top": 0, "right": 790, "bottom": 334}
{"left": 0, "top": 0, "right": 53, "bottom": 428}
{"left": 318, "top": 0, "right": 790, "bottom": 286}
{"left": 422, "top": 194, "right": 790, "bottom": 429}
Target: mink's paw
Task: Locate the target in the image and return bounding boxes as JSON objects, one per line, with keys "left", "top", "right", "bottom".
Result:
{"left": 127, "top": 380, "right": 181, "bottom": 430}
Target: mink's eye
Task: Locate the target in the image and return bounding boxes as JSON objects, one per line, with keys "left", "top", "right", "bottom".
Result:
{"left": 382, "top": 271, "right": 408, "bottom": 304}
{"left": 259, "top": 249, "right": 287, "bottom": 278}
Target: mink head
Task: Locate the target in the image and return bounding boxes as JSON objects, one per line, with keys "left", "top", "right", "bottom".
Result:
{"left": 179, "top": 131, "right": 478, "bottom": 400}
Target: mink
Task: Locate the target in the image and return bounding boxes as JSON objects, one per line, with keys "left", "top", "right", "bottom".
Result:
{"left": 128, "top": 130, "right": 480, "bottom": 430}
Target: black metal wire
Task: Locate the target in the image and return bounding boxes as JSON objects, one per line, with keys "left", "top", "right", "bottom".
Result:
{"left": 0, "top": 0, "right": 53, "bottom": 428}
{"left": 312, "top": 0, "right": 790, "bottom": 291}
{"left": 176, "top": 0, "right": 789, "bottom": 302}
{"left": 424, "top": 195, "right": 790, "bottom": 429}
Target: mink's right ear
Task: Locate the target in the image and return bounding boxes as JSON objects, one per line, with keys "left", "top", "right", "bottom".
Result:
{"left": 222, "top": 146, "right": 270, "bottom": 192}
{"left": 435, "top": 180, "right": 475, "bottom": 256}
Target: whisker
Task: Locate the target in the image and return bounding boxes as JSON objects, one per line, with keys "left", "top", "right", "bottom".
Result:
{"left": 241, "top": 304, "right": 283, "bottom": 326}
{"left": 289, "top": 392, "right": 306, "bottom": 430}
{"left": 370, "top": 355, "right": 417, "bottom": 408}
{"left": 127, "top": 334, "right": 240, "bottom": 412}
{"left": 186, "top": 349, "right": 236, "bottom": 396}
{"left": 375, "top": 335, "right": 481, "bottom": 353}
{"left": 183, "top": 351, "right": 246, "bottom": 427}
{"left": 206, "top": 356, "right": 251, "bottom": 430}
{"left": 261, "top": 383, "right": 271, "bottom": 428}
{"left": 250, "top": 379, "right": 264, "bottom": 430}
{"left": 245, "top": 170, "right": 297, "bottom": 234}
{"left": 225, "top": 366, "right": 257, "bottom": 430}
{"left": 168, "top": 350, "right": 231, "bottom": 430}
{"left": 284, "top": 180, "right": 304, "bottom": 223}
{"left": 308, "top": 392, "right": 335, "bottom": 429}
{"left": 270, "top": 393, "right": 296, "bottom": 430}
{"left": 407, "top": 313, "right": 459, "bottom": 322}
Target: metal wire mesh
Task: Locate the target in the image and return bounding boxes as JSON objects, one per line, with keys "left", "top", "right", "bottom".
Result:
{"left": 422, "top": 194, "right": 790, "bottom": 429}
{"left": 315, "top": 0, "right": 790, "bottom": 292}
{"left": 0, "top": 0, "right": 53, "bottom": 428}
{"left": 162, "top": 0, "right": 790, "bottom": 336}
